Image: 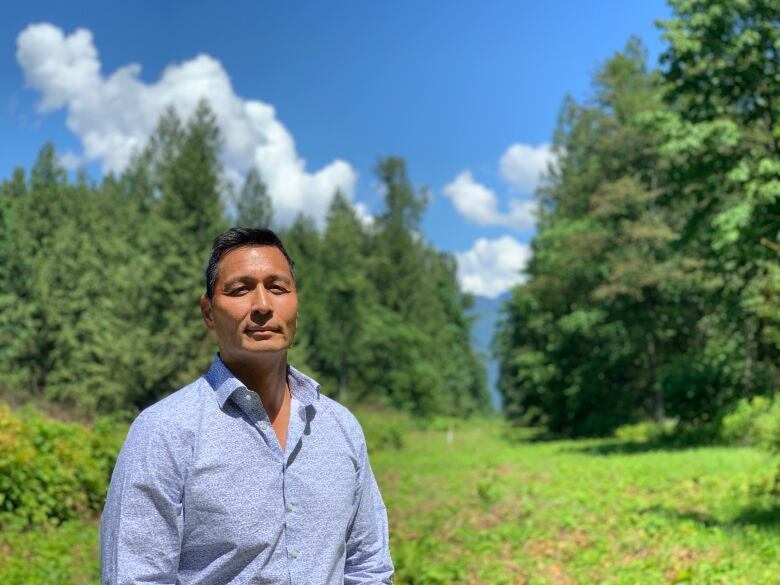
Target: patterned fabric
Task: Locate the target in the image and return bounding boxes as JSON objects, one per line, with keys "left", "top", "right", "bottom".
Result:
{"left": 100, "top": 354, "right": 393, "bottom": 585}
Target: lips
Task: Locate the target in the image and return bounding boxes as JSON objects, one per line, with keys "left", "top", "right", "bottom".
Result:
{"left": 245, "top": 327, "right": 279, "bottom": 334}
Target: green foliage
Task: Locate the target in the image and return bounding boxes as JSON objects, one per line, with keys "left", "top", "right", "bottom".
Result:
{"left": 234, "top": 166, "right": 273, "bottom": 228}
{"left": 0, "top": 103, "right": 228, "bottom": 412}
{"left": 613, "top": 420, "right": 676, "bottom": 443}
{"left": 280, "top": 157, "right": 490, "bottom": 418}
{"left": 497, "top": 2, "right": 780, "bottom": 436}
{"left": 0, "top": 519, "right": 99, "bottom": 585}
{"left": 722, "top": 396, "right": 780, "bottom": 452}
{"left": 377, "top": 420, "right": 780, "bottom": 584}
{"left": 0, "top": 404, "right": 126, "bottom": 528}
{"left": 0, "top": 103, "right": 487, "bottom": 420}
{"left": 353, "top": 407, "right": 409, "bottom": 453}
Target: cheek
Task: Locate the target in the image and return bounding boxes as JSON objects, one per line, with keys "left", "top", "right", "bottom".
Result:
{"left": 285, "top": 300, "right": 299, "bottom": 329}
{"left": 215, "top": 303, "right": 249, "bottom": 330}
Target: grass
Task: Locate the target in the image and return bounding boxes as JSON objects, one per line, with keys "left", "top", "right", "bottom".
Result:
{"left": 372, "top": 422, "right": 780, "bottom": 585}
{"left": 2, "top": 419, "right": 779, "bottom": 584}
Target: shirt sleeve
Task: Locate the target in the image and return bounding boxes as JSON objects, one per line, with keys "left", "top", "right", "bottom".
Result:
{"left": 344, "top": 439, "right": 394, "bottom": 585}
{"left": 100, "top": 410, "right": 188, "bottom": 585}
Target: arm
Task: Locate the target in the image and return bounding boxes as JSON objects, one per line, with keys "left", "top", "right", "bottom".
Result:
{"left": 100, "top": 411, "right": 187, "bottom": 585}
{"left": 344, "top": 441, "right": 394, "bottom": 585}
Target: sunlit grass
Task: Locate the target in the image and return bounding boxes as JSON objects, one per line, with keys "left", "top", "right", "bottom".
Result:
{"left": 372, "top": 422, "right": 780, "bottom": 585}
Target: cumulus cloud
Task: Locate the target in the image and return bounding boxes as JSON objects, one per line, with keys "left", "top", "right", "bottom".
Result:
{"left": 442, "top": 171, "right": 536, "bottom": 230}
{"left": 443, "top": 142, "right": 554, "bottom": 230}
{"left": 16, "top": 23, "right": 357, "bottom": 225}
{"left": 58, "top": 151, "right": 81, "bottom": 171}
{"left": 352, "top": 202, "right": 375, "bottom": 229}
{"left": 499, "top": 142, "right": 554, "bottom": 193}
{"left": 455, "top": 236, "right": 531, "bottom": 299}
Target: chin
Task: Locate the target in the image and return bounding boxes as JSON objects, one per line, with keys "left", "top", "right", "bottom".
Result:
{"left": 244, "top": 342, "right": 290, "bottom": 354}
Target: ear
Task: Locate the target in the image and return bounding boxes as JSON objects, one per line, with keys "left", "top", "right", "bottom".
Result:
{"left": 200, "top": 294, "right": 215, "bottom": 330}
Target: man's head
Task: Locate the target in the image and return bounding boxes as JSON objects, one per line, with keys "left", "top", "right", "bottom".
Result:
{"left": 200, "top": 227, "right": 298, "bottom": 363}
{"left": 204, "top": 227, "right": 295, "bottom": 301}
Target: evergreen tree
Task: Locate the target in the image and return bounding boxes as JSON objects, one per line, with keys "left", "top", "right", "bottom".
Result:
{"left": 123, "top": 101, "right": 227, "bottom": 405}
{"left": 235, "top": 166, "right": 273, "bottom": 228}
{"left": 311, "top": 191, "right": 373, "bottom": 402}
{"left": 496, "top": 41, "right": 697, "bottom": 434}
{"left": 0, "top": 105, "right": 488, "bottom": 422}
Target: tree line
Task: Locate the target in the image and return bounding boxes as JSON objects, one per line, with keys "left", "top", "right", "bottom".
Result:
{"left": 0, "top": 103, "right": 489, "bottom": 418}
{"left": 496, "top": 0, "right": 780, "bottom": 436}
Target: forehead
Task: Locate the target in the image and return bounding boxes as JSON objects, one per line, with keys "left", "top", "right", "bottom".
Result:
{"left": 216, "top": 245, "right": 293, "bottom": 281}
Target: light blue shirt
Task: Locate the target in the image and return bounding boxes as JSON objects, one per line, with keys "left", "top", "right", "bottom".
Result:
{"left": 100, "top": 355, "right": 394, "bottom": 585}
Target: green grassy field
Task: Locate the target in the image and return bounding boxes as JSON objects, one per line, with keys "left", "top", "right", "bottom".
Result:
{"left": 377, "top": 423, "right": 780, "bottom": 584}
{"left": 2, "top": 419, "right": 779, "bottom": 584}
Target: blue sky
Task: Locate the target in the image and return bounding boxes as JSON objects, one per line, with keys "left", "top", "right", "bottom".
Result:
{"left": 1, "top": 0, "right": 670, "bottom": 299}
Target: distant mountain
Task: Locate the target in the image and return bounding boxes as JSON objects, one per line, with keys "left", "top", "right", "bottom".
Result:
{"left": 467, "top": 293, "right": 510, "bottom": 411}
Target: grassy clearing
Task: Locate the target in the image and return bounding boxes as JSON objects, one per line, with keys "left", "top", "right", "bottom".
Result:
{"left": 373, "top": 422, "right": 780, "bottom": 585}
{"left": 2, "top": 419, "right": 779, "bottom": 584}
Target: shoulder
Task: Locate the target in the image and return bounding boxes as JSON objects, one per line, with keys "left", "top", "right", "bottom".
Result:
{"left": 125, "top": 376, "right": 211, "bottom": 449}
{"left": 317, "top": 395, "right": 368, "bottom": 455}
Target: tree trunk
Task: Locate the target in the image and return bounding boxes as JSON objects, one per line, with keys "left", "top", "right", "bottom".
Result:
{"left": 338, "top": 359, "right": 348, "bottom": 404}
{"left": 741, "top": 320, "right": 756, "bottom": 398}
{"left": 646, "top": 333, "right": 665, "bottom": 422}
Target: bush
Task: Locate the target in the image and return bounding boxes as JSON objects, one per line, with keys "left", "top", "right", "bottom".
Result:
{"left": 0, "top": 403, "right": 126, "bottom": 528}
{"left": 721, "top": 396, "right": 780, "bottom": 452}
{"left": 613, "top": 419, "right": 676, "bottom": 443}
{"left": 0, "top": 519, "right": 99, "bottom": 584}
{"left": 354, "top": 407, "right": 411, "bottom": 453}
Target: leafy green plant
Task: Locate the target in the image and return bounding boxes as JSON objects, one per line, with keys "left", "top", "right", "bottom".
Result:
{"left": 0, "top": 403, "right": 126, "bottom": 528}
{"left": 614, "top": 419, "right": 677, "bottom": 443}
{"left": 722, "top": 396, "right": 780, "bottom": 452}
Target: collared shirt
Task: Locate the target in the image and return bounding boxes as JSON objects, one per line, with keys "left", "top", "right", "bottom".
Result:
{"left": 100, "top": 355, "right": 394, "bottom": 585}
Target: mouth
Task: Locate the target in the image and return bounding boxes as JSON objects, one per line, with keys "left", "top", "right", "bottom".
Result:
{"left": 245, "top": 327, "right": 280, "bottom": 334}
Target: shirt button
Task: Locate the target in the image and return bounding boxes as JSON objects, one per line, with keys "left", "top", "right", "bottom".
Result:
{"left": 245, "top": 392, "right": 251, "bottom": 401}
{"left": 286, "top": 502, "right": 294, "bottom": 512}
{"left": 259, "top": 421, "right": 270, "bottom": 431}
{"left": 290, "top": 549, "right": 299, "bottom": 559}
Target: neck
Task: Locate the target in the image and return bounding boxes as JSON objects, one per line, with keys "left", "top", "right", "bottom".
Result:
{"left": 221, "top": 351, "right": 289, "bottom": 420}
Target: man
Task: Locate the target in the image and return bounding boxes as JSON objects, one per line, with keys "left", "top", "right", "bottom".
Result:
{"left": 100, "top": 227, "right": 394, "bottom": 585}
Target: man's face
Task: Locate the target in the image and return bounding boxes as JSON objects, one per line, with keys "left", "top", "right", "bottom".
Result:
{"left": 200, "top": 245, "right": 298, "bottom": 362}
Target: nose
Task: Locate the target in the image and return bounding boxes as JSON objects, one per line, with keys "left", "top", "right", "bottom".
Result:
{"left": 251, "top": 286, "right": 272, "bottom": 315}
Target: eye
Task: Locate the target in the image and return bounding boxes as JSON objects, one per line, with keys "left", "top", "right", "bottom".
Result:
{"left": 228, "top": 286, "right": 249, "bottom": 296}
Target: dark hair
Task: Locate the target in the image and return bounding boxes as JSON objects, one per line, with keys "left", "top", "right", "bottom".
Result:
{"left": 205, "top": 227, "right": 295, "bottom": 300}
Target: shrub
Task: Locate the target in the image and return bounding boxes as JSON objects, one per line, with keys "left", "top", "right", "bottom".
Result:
{"left": 354, "top": 407, "right": 411, "bottom": 453}
{"left": 721, "top": 396, "right": 780, "bottom": 452}
{"left": 613, "top": 419, "right": 676, "bottom": 443}
{"left": 0, "top": 519, "right": 99, "bottom": 584}
{"left": 0, "top": 403, "right": 126, "bottom": 528}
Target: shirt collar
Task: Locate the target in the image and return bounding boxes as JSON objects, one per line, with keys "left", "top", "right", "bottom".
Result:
{"left": 205, "top": 353, "right": 321, "bottom": 409}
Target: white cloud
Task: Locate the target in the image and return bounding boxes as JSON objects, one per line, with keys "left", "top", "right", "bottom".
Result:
{"left": 442, "top": 171, "right": 536, "bottom": 230}
{"left": 58, "top": 150, "right": 81, "bottom": 171}
{"left": 16, "top": 23, "right": 357, "bottom": 226}
{"left": 352, "top": 202, "right": 375, "bottom": 229}
{"left": 455, "top": 235, "right": 531, "bottom": 299}
{"left": 499, "top": 142, "right": 554, "bottom": 194}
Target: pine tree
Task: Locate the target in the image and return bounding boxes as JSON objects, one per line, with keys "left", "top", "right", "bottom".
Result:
{"left": 312, "top": 190, "right": 374, "bottom": 402}
{"left": 235, "top": 166, "right": 273, "bottom": 228}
